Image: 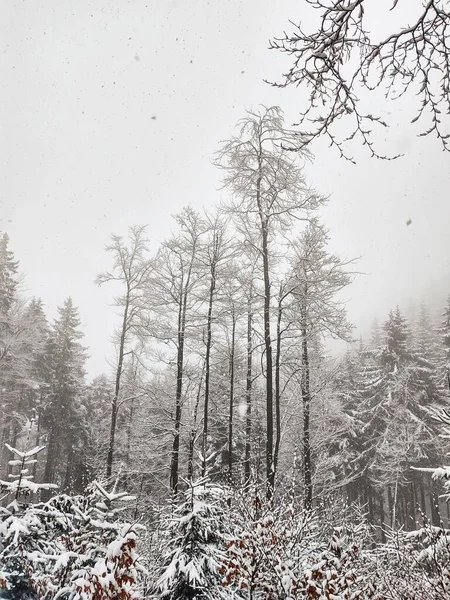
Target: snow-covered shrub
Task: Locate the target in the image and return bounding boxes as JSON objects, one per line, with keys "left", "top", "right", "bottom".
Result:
{"left": 296, "top": 527, "right": 369, "bottom": 600}
{"left": 0, "top": 469, "right": 144, "bottom": 599}
{"left": 0, "top": 443, "right": 58, "bottom": 598}
{"left": 220, "top": 492, "right": 318, "bottom": 599}
{"left": 0, "top": 443, "right": 58, "bottom": 511}
{"left": 157, "top": 478, "right": 227, "bottom": 600}
{"left": 404, "top": 521, "right": 450, "bottom": 598}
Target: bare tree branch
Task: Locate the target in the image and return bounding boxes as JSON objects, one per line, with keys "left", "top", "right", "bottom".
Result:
{"left": 269, "top": 0, "right": 450, "bottom": 160}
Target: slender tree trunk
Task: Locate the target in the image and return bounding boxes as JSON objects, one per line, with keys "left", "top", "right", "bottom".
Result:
{"left": 188, "top": 362, "right": 205, "bottom": 480}
{"left": 0, "top": 427, "right": 8, "bottom": 479}
{"left": 446, "top": 497, "right": 450, "bottom": 527}
{"left": 228, "top": 308, "right": 236, "bottom": 478}
{"left": 42, "top": 428, "right": 57, "bottom": 501}
{"left": 367, "top": 483, "right": 374, "bottom": 524}
{"left": 256, "top": 172, "right": 274, "bottom": 499}
{"left": 170, "top": 251, "right": 195, "bottom": 495}
{"left": 419, "top": 476, "right": 426, "bottom": 516}
{"left": 431, "top": 489, "right": 441, "bottom": 526}
{"left": 32, "top": 401, "right": 42, "bottom": 482}
{"left": 202, "top": 260, "right": 216, "bottom": 476}
{"left": 125, "top": 395, "right": 135, "bottom": 465}
{"left": 409, "top": 481, "right": 416, "bottom": 529}
{"left": 392, "top": 478, "right": 399, "bottom": 527}
{"left": 379, "top": 493, "right": 386, "bottom": 542}
{"left": 63, "top": 442, "right": 74, "bottom": 491}
{"left": 273, "top": 289, "right": 283, "bottom": 478}
{"left": 388, "top": 485, "right": 394, "bottom": 527}
{"left": 170, "top": 291, "right": 185, "bottom": 496}
{"left": 106, "top": 292, "right": 130, "bottom": 479}
{"left": 244, "top": 297, "right": 253, "bottom": 485}
{"left": 301, "top": 315, "right": 312, "bottom": 511}
{"left": 6, "top": 425, "right": 19, "bottom": 478}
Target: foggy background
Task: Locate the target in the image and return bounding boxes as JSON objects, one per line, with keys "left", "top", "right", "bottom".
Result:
{"left": 2, "top": 0, "right": 449, "bottom": 377}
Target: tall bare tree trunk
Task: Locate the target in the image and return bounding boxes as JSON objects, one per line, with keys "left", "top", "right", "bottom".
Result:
{"left": 256, "top": 169, "right": 274, "bottom": 499}
{"left": 244, "top": 296, "right": 253, "bottom": 485}
{"left": 228, "top": 307, "right": 236, "bottom": 478}
{"left": 32, "top": 400, "right": 42, "bottom": 482}
{"left": 188, "top": 362, "right": 205, "bottom": 481}
{"left": 273, "top": 286, "right": 283, "bottom": 478}
{"left": 170, "top": 247, "right": 196, "bottom": 496}
{"left": 170, "top": 289, "right": 186, "bottom": 496}
{"left": 42, "top": 428, "right": 57, "bottom": 501}
{"left": 301, "top": 313, "right": 312, "bottom": 511}
{"left": 126, "top": 394, "right": 135, "bottom": 465}
{"left": 202, "top": 255, "right": 216, "bottom": 477}
{"left": 106, "top": 291, "right": 129, "bottom": 479}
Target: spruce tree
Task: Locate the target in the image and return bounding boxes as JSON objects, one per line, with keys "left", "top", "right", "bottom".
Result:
{"left": 0, "top": 443, "right": 141, "bottom": 600}
{"left": 42, "top": 298, "right": 88, "bottom": 496}
{"left": 0, "top": 233, "right": 21, "bottom": 477}
{"left": 441, "top": 295, "right": 450, "bottom": 390}
{"left": 382, "top": 307, "right": 409, "bottom": 371}
{"left": 158, "top": 478, "right": 226, "bottom": 599}
{"left": 0, "top": 232, "right": 19, "bottom": 318}
{"left": 376, "top": 306, "right": 444, "bottom": 527}
{"left": 410, "top": 303, "right": 444, "bottom": 405}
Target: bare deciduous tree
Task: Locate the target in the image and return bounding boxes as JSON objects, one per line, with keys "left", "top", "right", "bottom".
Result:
{"left": 269, "top": 0, "right": 450, "bottom": 160}
{"left": 198, "top": 211, "right": 234, "bottom": 477}
{"left": 96, "top": 225, "right": 152, "bottom": 480}
{"left": 148, "top": 208, "right": 204, "bottom": 496}
{"left": 215, "top": 106, "right": 322, "bottom": 498}
{"left": 288, "top": 221, "right": 354, "bottom": 509}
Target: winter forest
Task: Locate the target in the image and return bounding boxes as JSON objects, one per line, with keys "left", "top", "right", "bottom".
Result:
{"left": 3, "top": 1, "right": 450, "bottom": 599}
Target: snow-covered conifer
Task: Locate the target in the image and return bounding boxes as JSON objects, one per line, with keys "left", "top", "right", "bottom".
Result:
{"left": 0, "top": 449, "right": 143, "bottom": 599}
{"left": 158, "top": 478, "right": 227, "bottom": 599}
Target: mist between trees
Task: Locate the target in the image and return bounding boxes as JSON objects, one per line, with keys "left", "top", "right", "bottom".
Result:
{"left": 2, "top": 107, "right": 450, "bottom": 599}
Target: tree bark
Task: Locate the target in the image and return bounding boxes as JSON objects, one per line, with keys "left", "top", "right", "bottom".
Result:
{"left": 301, "top": 314, "right": 312, "bottom": 511}
{"left": 419, "top": 476, "right": 426, "bottom": 516}
{"left": 170, "top": 248, "right": 196, "bottom": 496}
{"left": 63, "top": 443, "right": 74, "bottom": 491}
{"left": 126, "top": 394, "right": 135, "bottom": 466}
{"left": 244, "top": 296, "right": 253, "bottom": 485}
{"left": 42, "top": 428, "right": 57, "bottom": 501}
{"left": 228, "top": 307, "right": 236, "bottom": 478}
{"left": 273, "top": 287, "right": 283, "bottom": 479}
{"left": 256, "top": 170, "right": 274, "bottom": 500}
{"left": 379, "top": 492, "right": 386, "bottom": 542}
{"left": 106, "top": 290, "right": 130, "bottom": 479}
{"left": 170, "top": 289, "right": 186, "bottom": 496}
{"left": 430, "top": 489, "right": 441, "bottom": 526}
{"left": 202, "top": 254, "right": 217, "bottom": 477}
{"left": 188, "top": 363, "right": 205, "bottom": 481}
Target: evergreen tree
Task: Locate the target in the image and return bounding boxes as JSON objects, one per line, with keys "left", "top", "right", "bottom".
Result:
{"left": 441, "top": 295, "right": 450, "bottom": 389}
{"left": 83, "top": 374, "right": 113, "bottom": 476}
{"left": 332, "top": 342, "right": 389, "bottom": 527}
{"left": 158, "top": 478, "right": 226, "bottom": 599}
{"left": 382, "top": 307, "right": 409, "bottom": 371}
{"left": 0, "top": 232, "right": 19, "bottom": 319}
{"left": 287, "top": 221, "right": 353, "bottom": 509}
{"left": 0, "top": 444, "right": 142, "bottom": 600}
{"left": 0, "top": 234, "right": 23, "bottom": 475}
{"left": 42, "top": 298, "right": 88, "bottom": 496}
{"left": 375, "top": 307, "right": 444, "bottom": 527}
{"left": 410, "top": 303, "right": 444, "bottom": 405}
{"left": 17, "top": 299, "right": 51, "bottom": 447}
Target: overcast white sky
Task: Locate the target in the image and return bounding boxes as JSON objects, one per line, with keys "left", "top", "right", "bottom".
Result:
{"left": 2, "top": 0, "right": 450, "bottom": 377}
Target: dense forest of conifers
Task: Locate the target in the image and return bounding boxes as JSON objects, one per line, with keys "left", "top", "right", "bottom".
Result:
{"left": 1, "top": 108, "right": 450, "bottom": 598}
